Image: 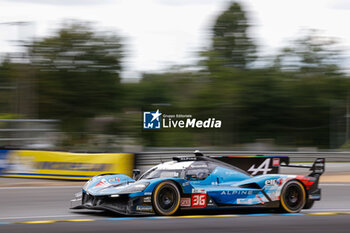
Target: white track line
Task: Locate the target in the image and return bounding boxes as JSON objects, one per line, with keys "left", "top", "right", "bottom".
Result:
{"left": 303, "top": 209, "right": 350, "bottom": 212}
{"left": 320, "top": 183, "right": 350, "bottom": 186}
{"left": 0, "top": 214, "right": 88, "bottom": 220}
{"left": 1, "top": 210, "right": 350, "bottom": 221}
{"left": 0, "top": 186, "right": 81, "bottom": 190}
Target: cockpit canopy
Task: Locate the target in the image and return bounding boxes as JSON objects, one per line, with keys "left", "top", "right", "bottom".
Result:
{"left": 139, "top": 159, "right": 249, "bottom": 181}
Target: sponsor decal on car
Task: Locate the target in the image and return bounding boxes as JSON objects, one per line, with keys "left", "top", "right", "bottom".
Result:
{"left": 207, "top": 198, "right": 215, "bottom": 207}
{"left": 237, "top": 198, "right": 253, "bottom": 204}
{"left": 272, "top": 158, "right": 280, "bottom": 167}
{"left": 95, "top": 179, "right": 109, "bottom": 187}
{"left": 248, "top": 159, "right": 272, "bottom": 175}
{"left": 309, "top": 194, "right": 321, "bottom": 200}
{"left": 192, "top": 188, "right": 206, "bottom": 194}
{"left": 220, "top": 190, "right": 255, "bottom": 195}
{"left": 136, "top": 205, "right": 153, "bottom": 211}
{"left": 267, "top": 191, "right": 281, "bottom": 201}
{"left": 143, "top": 197, "right": 152, "bottom": 203}
{"left": 108, "top": 177, "right": 120, "bottom": 183}
{"left": 191, "top": 194, "right": 207, "bottom": 207}
{"left": 180, "top": 198, "right": 191, "bottom": 207}
{"left": 265, "top": 178, "right": 283, "bottom": 186}
{"left": 182, "top": 182, "right": 189, "bottom": 187}
{"left": 190, "top": 164, "right": 208, "bottom": 168}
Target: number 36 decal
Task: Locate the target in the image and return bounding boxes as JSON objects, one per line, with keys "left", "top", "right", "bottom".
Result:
{"left": 191, "top": 194, "right": 207, "bottom": 207}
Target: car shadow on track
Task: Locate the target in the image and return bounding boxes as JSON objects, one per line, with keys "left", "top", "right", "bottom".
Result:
{"left": 71, "top": 208, "right": 281, "bottom": 218}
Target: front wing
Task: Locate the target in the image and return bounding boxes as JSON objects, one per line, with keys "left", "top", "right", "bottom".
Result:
{"left": 71, "top": 191, "right": 155, "bottom": 215}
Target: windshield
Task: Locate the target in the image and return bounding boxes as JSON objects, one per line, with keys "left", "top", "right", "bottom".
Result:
{"left": 141, "top": 169, "right": 184, "bottom": 179}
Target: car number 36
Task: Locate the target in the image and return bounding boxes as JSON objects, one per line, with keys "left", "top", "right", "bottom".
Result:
{"left": 191, "top": 194, "right": 207, "bottom": 207}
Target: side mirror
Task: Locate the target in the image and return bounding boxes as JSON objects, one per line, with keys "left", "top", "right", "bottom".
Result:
{"left": 133, "top": 169, "right": 141, "bottom": 180}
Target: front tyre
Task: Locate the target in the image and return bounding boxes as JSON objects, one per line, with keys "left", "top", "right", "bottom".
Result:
{"left": 280, "top": 180, "right": 306, "bottom": 213}
{"left": 152, "top": 181, "right": 180, "bottom": 216}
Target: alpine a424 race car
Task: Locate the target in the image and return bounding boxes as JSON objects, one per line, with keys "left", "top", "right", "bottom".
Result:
{"left": 71, "top": 151, "right": 325, "bottom": 216}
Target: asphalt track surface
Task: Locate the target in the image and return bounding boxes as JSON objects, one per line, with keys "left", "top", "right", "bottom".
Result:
{"left": 0, "top": 183, "right": 350, "bottom": 232}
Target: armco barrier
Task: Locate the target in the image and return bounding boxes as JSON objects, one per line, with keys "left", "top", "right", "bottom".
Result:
{"left": 135, "top": 151, "right": 350, "bottom": 172}
{"left": 0, "top": 150, "right": 134, "bottom": 180}
{"left": 1, "top": 150, "right": 350, "bottom": 179}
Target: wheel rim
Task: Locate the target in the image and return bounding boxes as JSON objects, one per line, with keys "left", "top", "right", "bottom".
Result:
{"left": 157, "top": 186, "right": 177, "bottom": 211}
{"left": 286, "top": 186, "right": 300, "bottom": 207}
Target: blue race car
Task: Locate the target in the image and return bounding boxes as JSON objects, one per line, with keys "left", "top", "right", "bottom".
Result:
{"left": 71, "top": 151, "right": 324, "bottom": 216}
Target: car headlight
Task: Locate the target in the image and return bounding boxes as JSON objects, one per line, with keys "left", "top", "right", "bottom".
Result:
{"left": 119, "top": 182, "right": 150, "bottom": 194}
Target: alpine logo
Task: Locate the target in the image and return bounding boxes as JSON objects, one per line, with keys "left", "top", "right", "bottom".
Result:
{"left": 221, "top": 190, "right": 254, "bottom": 195}
{"left": 248, "top": 159, "right": 272, "bottom": 175}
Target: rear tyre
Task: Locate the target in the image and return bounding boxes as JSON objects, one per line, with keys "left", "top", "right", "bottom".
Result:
{"left": 280, "top": 180, "right": 306, "bottom": 213}
{"left": 152, "top": 181, "right": 181, "bottom": 216}
{"left": 303, "top": 199, "right": 315, "bottom": 209}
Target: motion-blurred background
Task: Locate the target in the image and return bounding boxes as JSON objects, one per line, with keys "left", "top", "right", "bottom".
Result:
{"left": 1, "top": 0, "right": 350, "bottom": 152}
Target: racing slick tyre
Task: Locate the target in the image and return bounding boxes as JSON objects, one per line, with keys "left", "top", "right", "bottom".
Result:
{"left": 152, "top": 181, "right": 181, "bottom": 216}
{"left": 279, "top": 180, "right": 306, "bottom": 213}
{"left": 303, "top": 199, "right": 315, "bottom": 209}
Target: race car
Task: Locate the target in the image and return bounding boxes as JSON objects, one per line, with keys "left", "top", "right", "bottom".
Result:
{"left": 70, "top": 151, "right": 325, "bottom": 216}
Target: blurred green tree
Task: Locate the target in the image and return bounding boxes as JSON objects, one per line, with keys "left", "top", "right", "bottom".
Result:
{"left": 204, "top": 2, "right": 256, "bottom": 72}
{"left": 0, "top": 59, "right": 15, "bottom": 114}
{"left": 28, "top": 22, "right": 124, "bottom": 132}
{"left": 274, "top": 30, "right": 343, "bottom": 76}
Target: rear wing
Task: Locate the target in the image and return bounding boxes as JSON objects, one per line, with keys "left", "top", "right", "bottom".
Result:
{"left": 280, "top": 158, "right": 325, "bottom": 177}
{"left": 211, "top": 155, "right": 290, "bottom": 176}
{"left": 179, "top": 151, "right": 324, "bottom": 177}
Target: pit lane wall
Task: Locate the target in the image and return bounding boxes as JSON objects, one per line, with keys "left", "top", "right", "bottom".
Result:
{"left": 0, "top": 150, "right": 134, "bottom": 180}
